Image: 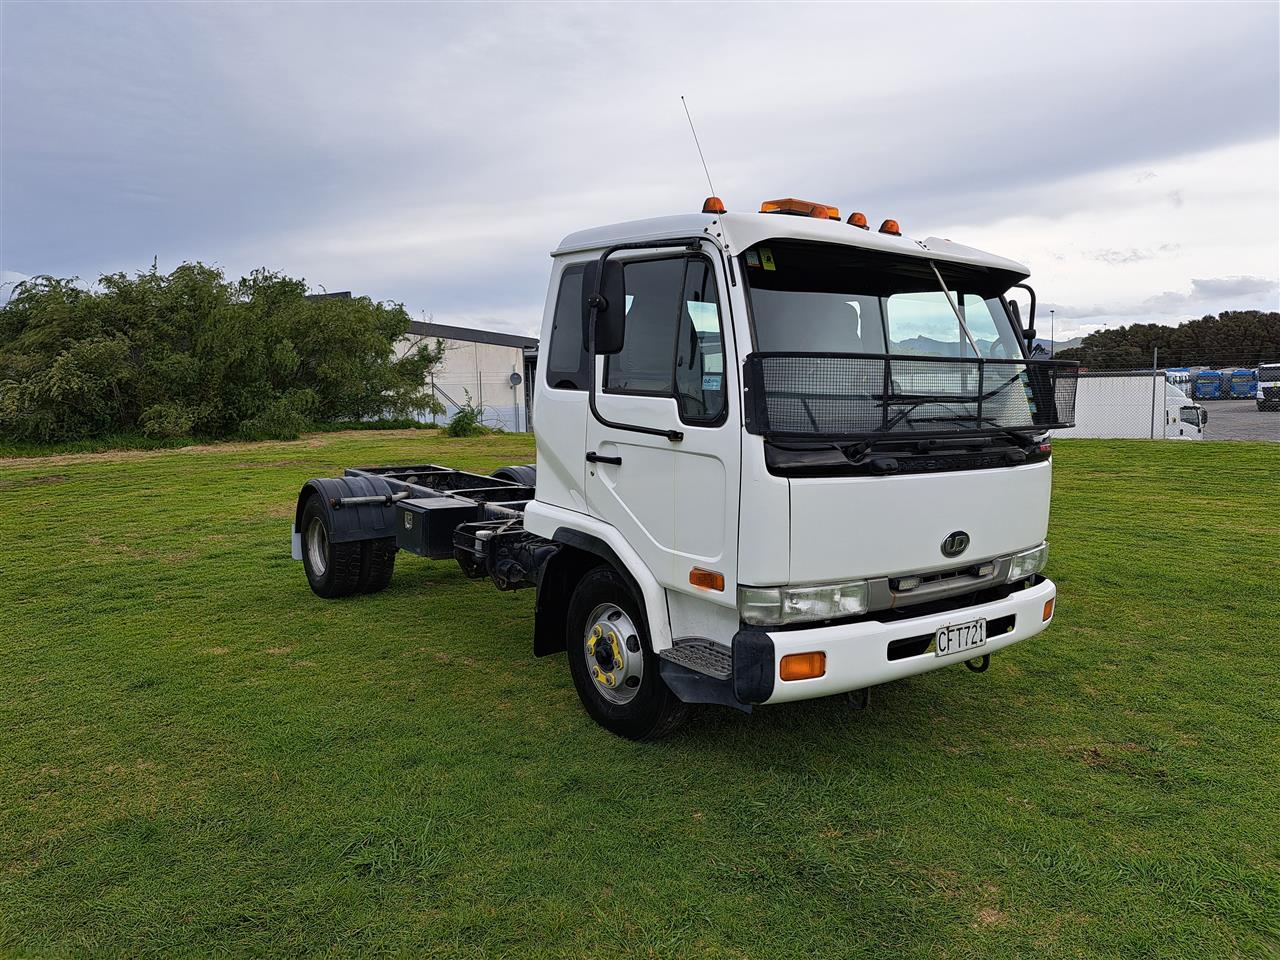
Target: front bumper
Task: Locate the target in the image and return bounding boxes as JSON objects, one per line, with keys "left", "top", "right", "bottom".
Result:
{"left": 736, "top": 578, "right": 1056, "bottom": 705}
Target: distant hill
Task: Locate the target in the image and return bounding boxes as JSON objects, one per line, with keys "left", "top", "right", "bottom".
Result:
{"left": 1031, "top": 336, "right": 1082, "bottom": 355}
{"left": 892, "top": 334, "right": 1082, "bottom": 357}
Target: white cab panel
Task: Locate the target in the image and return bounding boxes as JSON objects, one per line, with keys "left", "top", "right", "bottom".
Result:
{"left": 788, "top": 462, "right": 1051, "bottom": 583}
{"left": 735, "top": 436, "right": 791, "bottom": 586}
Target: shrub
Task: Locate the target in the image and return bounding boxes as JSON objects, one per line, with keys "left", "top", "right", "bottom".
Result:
{"left": 446, "top": 396, "right": 488, "bottom": 438}
{"left": 0, "top": 265, "right": 445, "bottom": 443}
{"left": 239, "top": 392, "right": 316, "bottom": 442}
{"left": 139, "top": 401, "right": 197, "bottom": 439}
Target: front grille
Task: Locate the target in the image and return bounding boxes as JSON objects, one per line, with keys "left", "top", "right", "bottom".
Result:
{"left": 886, "top": 613, "right": 1017, "bottom": 661}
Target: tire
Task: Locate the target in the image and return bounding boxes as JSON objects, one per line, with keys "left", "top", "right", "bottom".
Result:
{"left": 300, "top": 496, "right": 363, "bottom": 599}
{"left": 491, "top": 464, "right": 536, "bottom": 487}
{"left": 358, "top": 537, "right": 397, "bottom": 594}
{"left": 565, "top": 566, "right": 692, "bottom": 741}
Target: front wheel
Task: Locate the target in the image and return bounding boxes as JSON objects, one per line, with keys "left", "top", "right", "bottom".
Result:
{"left": 565, "top": 567, "right": 691, "bottom": 741}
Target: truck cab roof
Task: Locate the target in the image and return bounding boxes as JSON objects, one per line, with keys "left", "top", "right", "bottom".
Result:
{"left": 553, "top": 210, "right": 1030, "bottom": 279}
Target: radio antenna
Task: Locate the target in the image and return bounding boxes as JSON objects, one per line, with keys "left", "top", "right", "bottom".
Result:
{"left": 681, "top": 95, "right": 717, "bottom": 198}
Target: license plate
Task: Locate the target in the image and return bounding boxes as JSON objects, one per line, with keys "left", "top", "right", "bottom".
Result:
{"left": 934, "top": 618, "right": 986, "bottom": 656}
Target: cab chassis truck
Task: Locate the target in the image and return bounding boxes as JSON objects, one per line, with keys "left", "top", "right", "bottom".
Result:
{"left": 291, "top": 197, "right": 1079, "bottom": 740}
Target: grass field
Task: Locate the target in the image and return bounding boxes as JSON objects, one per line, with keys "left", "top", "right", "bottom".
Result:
{"left": 2, "top": 432, "right": 1277, "bottom": 958}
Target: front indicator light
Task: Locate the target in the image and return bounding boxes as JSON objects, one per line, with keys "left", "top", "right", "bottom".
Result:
{"left": 689, "top": 567, "right": 725, "bottom": 591}
{"left": 1043, "top": 598, "right": 1055, "bottom": 622}
{"left": 779, "top": 652, "right": 826, "bottom": 681}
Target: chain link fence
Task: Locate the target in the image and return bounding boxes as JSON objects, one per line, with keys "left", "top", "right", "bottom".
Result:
{"left": 1053, "top": 351, "right": 1279, "bottom": 442}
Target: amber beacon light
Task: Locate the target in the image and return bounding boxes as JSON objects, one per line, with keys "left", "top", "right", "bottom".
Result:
{"left": 879, "top": 219, "right": 902, "bottom": 236}
{"left": 702, "top": 196, "right": 726, "bottom": 214}
{"left": 760, "top": 198, "right": 841, "bottom": 220}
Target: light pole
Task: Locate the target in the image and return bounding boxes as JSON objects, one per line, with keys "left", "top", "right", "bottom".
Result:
{"left": 1050, "top": 309, "right": 1055, "bottom": 357}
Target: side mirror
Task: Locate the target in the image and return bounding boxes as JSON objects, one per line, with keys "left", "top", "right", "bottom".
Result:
{"left": 1009, "top": 300, "right": 1036, "bottom": 342}
{"left": 583, "top": 259, "right": 626, "bottom": 355}
{"left": 1010, "top": 283, "right": 1038, "bottom": 342}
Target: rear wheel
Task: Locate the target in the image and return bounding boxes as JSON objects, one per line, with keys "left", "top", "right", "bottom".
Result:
{"left": 357, "top": 537, "right": 397, "bottom": 594}
{"left": 565, "top": 567, "right": 691, "bottom": 740}
{"left": 300, "top": 496, "right": 363, "bottom": 598}
{"left": 491, "top": 464, "right": 536, "bottom": 487}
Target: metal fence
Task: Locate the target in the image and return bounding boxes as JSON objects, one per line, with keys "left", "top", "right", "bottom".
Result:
{"left": 1053, "top": 352, "right": 1279, "bottom": 442}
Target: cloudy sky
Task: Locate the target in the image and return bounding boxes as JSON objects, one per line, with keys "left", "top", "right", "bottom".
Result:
{"left": 2, "top": 1, "right": 1277, "bottom": 339}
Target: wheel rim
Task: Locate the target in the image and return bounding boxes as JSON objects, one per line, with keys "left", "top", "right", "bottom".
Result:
{"left": 306, "top": 517, "right": 329, "bottom": 576}
{"left": 583, "top": 602, "right": 643, "bottom": 705}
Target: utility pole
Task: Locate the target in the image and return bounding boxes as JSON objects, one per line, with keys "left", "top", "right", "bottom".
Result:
{"left": 1050, "top": 309, "right": 1055, "bottom": 357}
{"left": 1151, "top": 347, "right": 1159, "bottom": 440}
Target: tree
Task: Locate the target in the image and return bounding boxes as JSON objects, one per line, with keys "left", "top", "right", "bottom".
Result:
{"left": 1055, "top": 311, "right": 1280, "bottom": 369}
{"left": 0, "top": 263, "right": 445, "bottom": 442}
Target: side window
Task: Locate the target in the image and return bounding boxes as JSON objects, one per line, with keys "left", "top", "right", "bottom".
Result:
{"left": 674, "top": 260, "right": 726, "bottom": 422}
{"left": 604, "top": 258, "right": 686, "bottom": 395}
{"left": 545, "top": 264, "right": 588, "bottom": 390}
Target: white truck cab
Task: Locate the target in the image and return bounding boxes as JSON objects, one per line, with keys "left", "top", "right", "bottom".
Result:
{"left": 1165, "top": 382, "right": 1207, "bottom": 438}
{"left": 1258, "top": 362, "right": 1280, "bottom": 411}
{"left": 293, "top": 197, "right": 1078, "bottom": 739}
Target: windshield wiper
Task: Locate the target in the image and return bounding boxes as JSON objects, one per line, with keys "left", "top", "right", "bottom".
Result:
{"left": 841, "top": 399, "right": 936, "bottom": 461}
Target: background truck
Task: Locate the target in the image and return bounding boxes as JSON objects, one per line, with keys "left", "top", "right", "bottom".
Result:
{"left": 291, "top": 197, "right": 1079, "bottom": 739}
{"left": 1054, "top": 372, "right": 1206, "bottom": 440}
{"left": 1258, "top": 362, "right": 1280, "bottom": 411}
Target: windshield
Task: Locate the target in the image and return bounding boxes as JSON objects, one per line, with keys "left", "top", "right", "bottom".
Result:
{"left": 1259, "top": 364, "right": 1280, "bottom": 383}
{"left": 742, "top": 240, "right": 1026, "bottom": 359}
{"left": 736, "top": 242, "right": 1075, "bottom": 441}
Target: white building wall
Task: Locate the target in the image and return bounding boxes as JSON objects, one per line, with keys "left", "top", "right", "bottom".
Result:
{"left": 398, "top": 336, "right": 530, "bottom": 432}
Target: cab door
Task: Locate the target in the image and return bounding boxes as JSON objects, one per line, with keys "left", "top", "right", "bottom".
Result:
{"left": 584, "top": 250, "right": 739, "bottom": 599}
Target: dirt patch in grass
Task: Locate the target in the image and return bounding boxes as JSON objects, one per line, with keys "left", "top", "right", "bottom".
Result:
{"left": 0, "top": 474, "right": 69, "bottom": 491}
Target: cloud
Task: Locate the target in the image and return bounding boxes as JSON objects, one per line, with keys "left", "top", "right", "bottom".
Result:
{"left": 1, "top": 2, "right": 1277, "bottom": 336}
{"left": 1045, "top": 275, "right": 1279, "bottom": 322}
{"left": 1088, "top": 243, "right": 1183, "bottom": 265}
{"left": 1091, "top": 249, "right": 1155, "bottom": 265}
{"left": 1188, "top": 276, "right": 1279, "bottom": 300}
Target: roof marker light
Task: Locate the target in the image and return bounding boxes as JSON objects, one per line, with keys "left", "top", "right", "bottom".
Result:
{"left": 847, "top": 211, "right": 869, "bottom": 229}
{"left": 760, "top": 198, "right": 840, "bottom": 220}
{"left": 879, "top": 219, "right": 901, "bottom": 236}
{"left": 702, "top": 196, "right": 726, "bottom": 215}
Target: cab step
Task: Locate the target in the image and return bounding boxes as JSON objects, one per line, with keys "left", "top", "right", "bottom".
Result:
{"left": 658, "top": 638, "right": 732, "bottom": 681}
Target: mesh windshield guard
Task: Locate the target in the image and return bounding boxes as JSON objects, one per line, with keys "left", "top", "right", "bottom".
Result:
{"left": 742, "top": 352, "right": 1080, "bottom": 440}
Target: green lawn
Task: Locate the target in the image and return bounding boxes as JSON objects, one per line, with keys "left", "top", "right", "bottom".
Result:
{"left": 2, "top": 432, "right": 1277, "bottom": 958}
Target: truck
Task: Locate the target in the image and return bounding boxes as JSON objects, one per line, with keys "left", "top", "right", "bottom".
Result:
{"left": 1257, "top": 362, "right": 1280, "bottom": 411}
{"left": 1054, "top": 371, "right": 1206, "bottom": 440}
{"left": 290, "top": 196, "right": 1079, "bottom": 740}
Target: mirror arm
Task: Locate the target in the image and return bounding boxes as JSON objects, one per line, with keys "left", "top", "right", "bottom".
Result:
{"left": 1011, "top": 282, "right": 1037, "bottom": 338}
{"left": 586, "top": 237, "right": 705, "bottom": 443}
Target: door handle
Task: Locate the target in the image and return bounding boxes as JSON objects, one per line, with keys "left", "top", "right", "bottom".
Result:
{"left": 586, "top": 452, "right": 622, "bottom": 465}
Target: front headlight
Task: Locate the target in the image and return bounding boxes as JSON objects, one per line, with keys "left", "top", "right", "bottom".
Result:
{"left": 1007, "top": 542, "right": 1048, "bottom": 582}
{"left": 738, "top": 580, "right": 870, "bottom": 626}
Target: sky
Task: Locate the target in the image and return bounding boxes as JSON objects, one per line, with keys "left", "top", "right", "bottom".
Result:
{"left": 2, "top": 1, "right": 1278, "bottom": 340}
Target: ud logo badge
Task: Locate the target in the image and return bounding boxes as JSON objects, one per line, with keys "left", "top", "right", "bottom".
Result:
{"left": 404, "top": 512, "right": 414, "bottom": 530}
{"left": 941, "top": 531, "right": 970, "bottom": 558}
